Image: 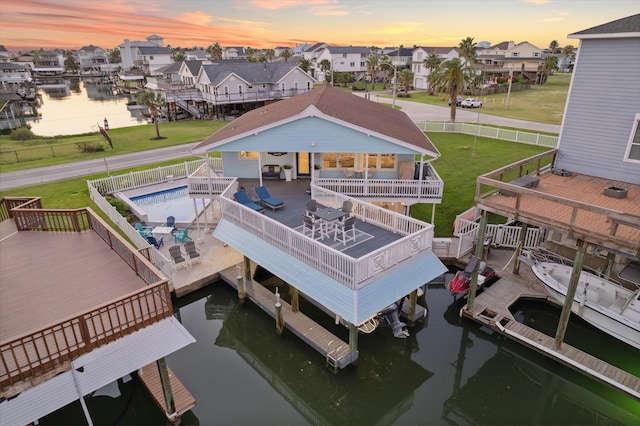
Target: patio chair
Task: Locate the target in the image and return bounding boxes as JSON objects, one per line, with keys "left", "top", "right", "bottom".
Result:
{"left": 255, "top": 186, "right": 285, "bottom": 211}
{"left": 305, "top": 199, "right": 318, "bottom": 216}
{"left": 174, "top": 228, "right": 191, "bottom": 243}
{"left": 341, "top": 200, "right": 353, "bottom": 217}
{"left": 135, "top": 222, "right": 153, "bottom": 238}
{"left": 302, "top": 215, "right": 324, "bottom": 240}
{"left": 165, "top": 216, "right": 176, "bottom": 229}
{"left": 184, "top": 240, "right": 201, "bottom": 266}
{"left": 168, "top": 245, "right": 187, "bottom": 270}
{"left": 334, "top": 216, "right": 356, "bottom": 246}
{"left": 147, "top": 235, "right": 164, "bottom": 249}
{"left": 234, "top": 191, "right": 265, "bottom": 213}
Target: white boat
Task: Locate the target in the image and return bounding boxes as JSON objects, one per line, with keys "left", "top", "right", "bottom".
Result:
{"left": 529, "top": 259, "right": 640, "bottom": 349}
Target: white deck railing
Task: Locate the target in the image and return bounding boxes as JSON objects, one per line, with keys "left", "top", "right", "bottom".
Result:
{"left": 315, "top": 177, "right": 443, "bottom": 200}
{"left": 454, "top": 216, "right": 544, "bottom": 257}
{"left": 89, "top": 158, "right": 223, "bottom": 194}
{"left": 218, "top": 182, "right": 434, "bottom": 290}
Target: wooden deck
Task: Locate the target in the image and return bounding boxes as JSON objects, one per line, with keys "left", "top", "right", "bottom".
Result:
{"left": 218, "top": 265, "right": 358, "bottom": 370}
{"left": 0, "top": 219, "right": 149, "bottom": 343}
{"left": 462, "top": 249, "right": 640, "bottom": 401}
{"left": 139, "top": 363, "right": 196, "bottom": 419}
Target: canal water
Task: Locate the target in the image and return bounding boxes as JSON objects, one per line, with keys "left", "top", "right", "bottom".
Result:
{"left": 40, "top": 272, "right": 640, "bottom": 425}
{"left": 28, "top": 78, "right": 147, "bottom": 137}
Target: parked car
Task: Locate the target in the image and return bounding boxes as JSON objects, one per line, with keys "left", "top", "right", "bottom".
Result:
{"left": 448, "top": 96, "right": 464, "bottom": 106}
{"left": 461, "top": 98, "right": 483, "bottom": 108}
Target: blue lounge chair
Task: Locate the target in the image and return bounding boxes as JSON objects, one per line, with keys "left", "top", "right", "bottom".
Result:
{"left": 147, "top": 236, "right": 164, "bottom": 248}
{"left": 255, "top": 186, "right": 285, "bottom": 211}
{"left": 135, "top": 222, "right": 152, "bottom": 238}
{"left": 234, "top": 191, "right": 265, "bottom": 213}
{"left": 174, "top": 228, "right": 191, "bottom": 243}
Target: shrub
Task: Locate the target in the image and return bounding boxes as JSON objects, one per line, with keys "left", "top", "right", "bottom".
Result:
{"left": 76, "top": 142, "right": 105, "bottom": 153}
{"left": 108, "top": 197, "right": 130, "bottom": 216}
{"left": 10, "top": 127, "right": 35, "bottom": 140}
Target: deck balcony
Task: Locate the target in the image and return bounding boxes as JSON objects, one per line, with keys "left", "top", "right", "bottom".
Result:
{"left": 0, "top": 198, "right": 174, "bottom": 397}
{"left": 474, "top": 149, "right": 640, "bottom": 258}
{"left": 186, "top": 160, "right": 441, "bottom": 290}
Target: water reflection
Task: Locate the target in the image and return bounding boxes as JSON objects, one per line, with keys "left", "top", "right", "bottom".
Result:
{"left": 39, "top": 277, "right": 640, "bottom": 424}
{"left": 28, "top": 78, "right": 147, "bottom": 136}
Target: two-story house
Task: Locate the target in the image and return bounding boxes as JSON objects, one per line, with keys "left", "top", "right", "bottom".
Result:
{"left": 411, "top": 46, "right": 459, "bottom": 90}
{"left": 194, "top": 61, "right": 315, "bottom": 117}
{"left": 315, "top": 46, "right": 371, "bottom": 83}
{"left": 185, "top": 84, "right": 447, "bottom": 360}
{"left": 31, "top": 49, "right": 65, "bottom": 78}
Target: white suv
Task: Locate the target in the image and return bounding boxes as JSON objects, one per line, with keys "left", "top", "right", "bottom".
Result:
{"left": 461, "top": 98, "right": 483, "bottom": 108}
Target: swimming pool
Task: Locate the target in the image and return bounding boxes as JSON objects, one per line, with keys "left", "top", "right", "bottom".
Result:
{"left": 126, "top": 185, "right": 207, "bottom": 224}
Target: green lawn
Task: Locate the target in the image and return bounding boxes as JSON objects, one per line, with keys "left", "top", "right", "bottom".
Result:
{"left": 413, "top": 133, "right": 550, "bottom": 236}
{"left": 0, "top": 120, "right": 226, "bottom": 172}
{"left": 379, "top": 73, "right": 571, "bottom": 125}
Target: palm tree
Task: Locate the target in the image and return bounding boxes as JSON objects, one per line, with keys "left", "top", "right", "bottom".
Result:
{"left": 379, "top": 54, "right": 391, "bottom": 89}
{"left": 549, "top": 40, "right": 559, "bottom": 54}
{"left": 107, "top": 48, "right": 121, "bottom": 64}
{"left": 562, "top": 45, "right": 574, "bottom": 58}
{"left": 398, "top": 68, "right": 414, "bottom": 93}
{"left": 137, "top": 91, "right": 166, "bottom": 140}
{"left": 319, "top": 59, "right": 331, "bottom": 83}
{"left": 172, "top": 51, "right": 185, "bottom": 62}
{"left": 541, "top": 55, "right": 558, "bottom": 84}
{"left": 207, "top": 42, "right": 223, "bottom": 60}
{"left": 265, "top": 49, "right": 275, "bottom": 62}
{"left": 280, "top": 49, "right": 292, "bottom": 62}
{"left": 423, "top": 53, "right": 442, "bottom": 94}
{"left": 429, "top": 58, "right": 476, "bottom": 122}
{"left": 366, "top": 55, "right": 379, "bottom": 90}
{"left": 298, "top": 58, "right": 312, "bottom": 73}
{"left": 458, "top": 37, "right": 478, "bottom": 64}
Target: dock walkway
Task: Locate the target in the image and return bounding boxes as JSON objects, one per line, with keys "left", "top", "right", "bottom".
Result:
{"left": 462, "top": 249, "right": 640, "bottom": 401}
{"left": 139, "top": 363, "right": 196, "bottom": 421}
{"left": 219, "top": 266, "right": 358, "bottom": 370}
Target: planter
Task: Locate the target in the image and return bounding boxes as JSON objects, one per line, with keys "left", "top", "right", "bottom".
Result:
{"left": 603, "top": 186, "right": 627, "bottom": 199}
{"left": 284, "top": 168, "right": 292, "bottom": 182}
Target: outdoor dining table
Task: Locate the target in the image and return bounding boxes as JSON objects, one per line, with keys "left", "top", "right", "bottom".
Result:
{"left": 152, "top": 226, "right": 175, "bottom": 235}
{"left": 311, "top": 207, "right": 350, "bottom": 239}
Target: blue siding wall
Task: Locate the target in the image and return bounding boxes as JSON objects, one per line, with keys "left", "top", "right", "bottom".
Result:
{"left": 557, "top": 38, "right": 640, "bottom": 184}
{"left": 215, "top": 117, "right": 422, "bottom": 154}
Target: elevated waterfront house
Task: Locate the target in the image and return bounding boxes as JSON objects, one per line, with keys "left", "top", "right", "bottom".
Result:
{"left": 187, "top": 84, "right": 448, "bottom": 359}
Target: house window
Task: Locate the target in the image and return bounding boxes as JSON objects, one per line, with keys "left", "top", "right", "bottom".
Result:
{"left": 294, "top": 81, "right": 298, "bottom": 90}
{"left": 238, "top": 85, "right": 242, "bottom": 94}
{"left": 323, "top": 153, "right": 356, "bottom": 169}
{"left": 417, "top": 52, "right": 423, "bottom": 61}
{"left": 512, "top": 52, "right": 519, "bottom": 57}
{"left": 350, "top": 62, "right": 355, "bottom": 67}
{"left": 380, "top": 154, "right": 396, "bottom": 169}
{"left": 239, "top": 151, "right": 259, "bottom": 159}
{"left": 624, "top": 113, "right": 640, "bottom": 162}
{"left": 533, "top": 52, "right": 540, "bottom": 57}
{"left": 307, "top": 81, "right": 311, "bottom": 90}
{"left": 342, "top": 53, "right": 347, "bottom": 58}
{"left": 281, "top": 82, "right": 285, "bottom": 91}
{"left": 224, "top": 85, "right": 229, "bottom": 96}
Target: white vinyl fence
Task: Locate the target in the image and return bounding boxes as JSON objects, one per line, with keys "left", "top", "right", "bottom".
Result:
{"left": 415, "top": 121, "right": 558, "bottom": 148}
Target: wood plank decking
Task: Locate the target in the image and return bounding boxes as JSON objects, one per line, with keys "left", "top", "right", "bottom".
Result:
{"left": 139, "top": 363, "right": 196, "bottom": 419}
{"left": 218, "top": 266, "right": 357, "bottom": 370}
{"left": 461, "top": 249, "right": 640, "bottom": 401}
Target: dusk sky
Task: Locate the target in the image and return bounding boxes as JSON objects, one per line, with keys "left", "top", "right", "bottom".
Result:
{"left": 1, "top": 0, "right": 638, "bottom": 51}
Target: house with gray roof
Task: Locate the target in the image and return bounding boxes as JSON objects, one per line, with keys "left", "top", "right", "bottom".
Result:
{"left": 412, "top": 46, "right": 459, "bottom": 90}
{"left": 314, "top": 46, "right": 371, "bottom": 83}
{"left": 185, "top": 84, "right": 447, "bottom": 358}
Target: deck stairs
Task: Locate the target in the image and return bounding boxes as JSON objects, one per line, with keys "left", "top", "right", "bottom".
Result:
{"left": 175, "top": 95, "right": 200, "bottom": 117}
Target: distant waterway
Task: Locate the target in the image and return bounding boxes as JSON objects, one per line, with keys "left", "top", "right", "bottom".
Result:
{"left": 39, "top": 272, "right": 640, "bottom": 425}
{"left": 27, "top": 78, "right": 147, "bottom": 137}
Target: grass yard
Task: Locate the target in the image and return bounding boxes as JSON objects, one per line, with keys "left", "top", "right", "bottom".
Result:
{"left": 381, "top": 73, "right": 571, "bottom": 125}
{"left": 412, "top": 133, "right": 551, "bottom": 236}
{"left": 0, "top": 120, "right": 225, "bottom": 172}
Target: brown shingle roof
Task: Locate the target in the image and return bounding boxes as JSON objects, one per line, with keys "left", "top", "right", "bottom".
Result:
{"left": 193, "top": 85, "right": 439, "bottom": 156}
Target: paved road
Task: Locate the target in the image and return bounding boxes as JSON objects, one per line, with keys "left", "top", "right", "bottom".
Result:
{"left": 0, "top": 99, "right": 559, "bottom": 191}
